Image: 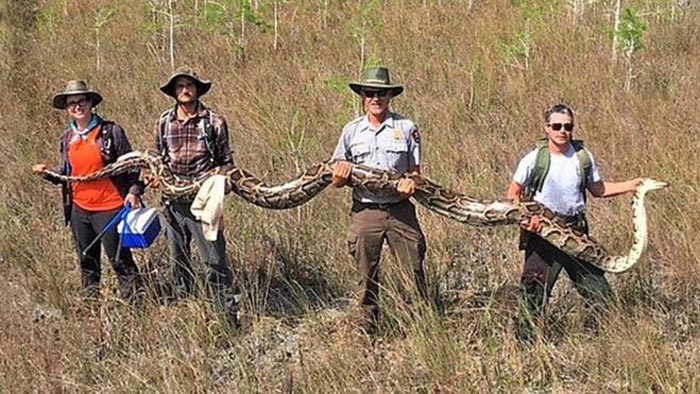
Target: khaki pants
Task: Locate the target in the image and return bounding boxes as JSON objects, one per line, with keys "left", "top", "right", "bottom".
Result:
{"left": 346, "top": 200, "right": 427, "bottom": 331}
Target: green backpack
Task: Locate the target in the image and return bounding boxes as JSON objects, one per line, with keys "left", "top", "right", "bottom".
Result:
{"left": 525, "top": 139, "right": 593, "bottom": 200}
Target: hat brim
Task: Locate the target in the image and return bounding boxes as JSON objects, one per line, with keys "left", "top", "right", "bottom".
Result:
{"left": 52, "top": 92, "right": 103, "bottom": 110}
{"left": 349, "top": 83, "right": 403, "bottom": 97}
{"left": 160, "top": 74, "right": 212, "bottom": 98}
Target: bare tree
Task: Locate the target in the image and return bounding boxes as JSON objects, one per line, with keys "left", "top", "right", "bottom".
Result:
{"left": 146, "top": 0, "right": 179, "bottom": 69}
{"left": 611, "top": 0, "right": 622, "bottom": 64}
{"left": 273, "top": 0, "right": 279, "bottom": 51}
{"left": 168, "top": 0, "right": 177, "bottom": 69}
{"left": 94, "top": 8, "right": 115, "bottom": 72}
{"left": 570, "top": 0, "right": 584, "bottom": 25}
{"left": 239, "top": 0, "right": 247, "bottom": 60}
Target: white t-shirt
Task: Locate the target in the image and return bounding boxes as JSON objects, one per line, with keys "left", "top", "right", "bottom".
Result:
{"left": 513, "top": 145, "right": 602, "bottom": 216}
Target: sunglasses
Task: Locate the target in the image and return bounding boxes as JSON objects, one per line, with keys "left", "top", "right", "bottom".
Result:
{"left": 66, "top": 98, "right": 89, "bottom": 109}
{"left": 361, "top": 89, "right": 389, "bottom": 98}
{"left": 548, "top": 122, "right": 574, "bottom": 132}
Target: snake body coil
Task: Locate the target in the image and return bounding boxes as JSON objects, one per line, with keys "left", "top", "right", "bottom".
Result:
{"left": 42, "top": 151, "right": 666, "bottom": 273}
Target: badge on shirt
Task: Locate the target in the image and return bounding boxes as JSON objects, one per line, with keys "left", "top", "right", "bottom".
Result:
{"left": 412, "top": 128, "right": 421, "bottom": 144}
{"left": 393, "top": 128, "right": 402, "bottom": 140}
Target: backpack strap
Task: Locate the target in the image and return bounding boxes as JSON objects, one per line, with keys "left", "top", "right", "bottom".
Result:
{"left": 59, "top": 127, "right": 72, "bottom": 175}
{"left": 99, "top": 120, "right": 117, "bottom": 164}
{"left": 571, "top": 140, "right": 593, "bottom": 189}
{"left": 527, "top": 141, "right": 550, "bottom": 199}
{"left": 571, "top": 139, "right": 593, "bottom": 203}
{"left": 158, "top": 109, "right": 174, "bottom": 164}
{"left": 198, "top": 110, "right": 217, "bottom": 165}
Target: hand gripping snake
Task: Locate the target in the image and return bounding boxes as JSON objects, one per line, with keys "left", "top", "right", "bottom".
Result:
{"left": 41, "top": 151, "right": 667, "bottom": 273}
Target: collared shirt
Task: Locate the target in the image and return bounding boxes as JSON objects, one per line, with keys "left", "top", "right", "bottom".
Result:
{"left": 332, "top": 112, "right": 421, "bottom": 204}
{"left": 155, "top": 102, "right": 234, "bottom": 177}
{"left": 513, "top": 145, "right": 602, "bottom": 216}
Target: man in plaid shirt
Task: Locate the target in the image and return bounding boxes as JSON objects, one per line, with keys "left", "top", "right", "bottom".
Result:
{"left": 151, "top": 67, "right": 239, "bottom": 330}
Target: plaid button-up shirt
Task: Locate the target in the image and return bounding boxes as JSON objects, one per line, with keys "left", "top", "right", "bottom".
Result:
{"left": 155, "top": 102, "right": 234, "bottom": 177}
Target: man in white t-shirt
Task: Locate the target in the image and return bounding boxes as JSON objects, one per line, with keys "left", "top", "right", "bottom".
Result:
{"left": 506, "top": 104, "right": 642, "bottom": 340}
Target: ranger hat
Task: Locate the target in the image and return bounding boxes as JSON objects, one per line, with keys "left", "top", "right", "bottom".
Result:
{"left": 52, "top": 80, "right": 103, "bottom": 109}
{"left": 160, "top": 67, "right": 212, "bottom": 98}
{"left": 349, "top": 67, "right": 403, "bottom": 97}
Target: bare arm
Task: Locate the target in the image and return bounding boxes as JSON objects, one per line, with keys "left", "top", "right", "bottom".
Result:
{"left": 587, "top": 178, "right": 643, "bottom": 198}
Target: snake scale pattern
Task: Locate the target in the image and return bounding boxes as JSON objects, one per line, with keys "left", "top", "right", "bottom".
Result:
{"left": 42, "top": 151, "right": 667, "bottom": 273}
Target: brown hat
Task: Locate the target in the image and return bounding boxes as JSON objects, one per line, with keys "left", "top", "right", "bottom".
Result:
{"left": 349, "top": 67, "right": 404, "bottom": 97}
{"left": 159, "top": 67, "right": 212, "bottom": 98}
{"left": 52, "top": 80, "right": 103, "bottom": 109}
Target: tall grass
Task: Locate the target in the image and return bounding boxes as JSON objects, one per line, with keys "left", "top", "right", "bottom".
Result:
{"left": 1, "top": 0, "right": 699, "bottom": 391}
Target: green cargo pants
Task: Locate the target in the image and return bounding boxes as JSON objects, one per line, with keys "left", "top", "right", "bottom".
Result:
{"left": 517, "top": 216, "right": 613, "bottom": 341}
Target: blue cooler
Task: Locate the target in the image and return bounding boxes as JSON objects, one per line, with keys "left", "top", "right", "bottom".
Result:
{"left": 117, "top": 207, "right": 161, "bottom": 249}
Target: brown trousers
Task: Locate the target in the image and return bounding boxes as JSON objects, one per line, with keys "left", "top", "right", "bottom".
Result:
{"left": 515, "top": 215, "right": 614, "bottom": 341}
{"left": 346, "top": 200, "right": 427, "bottom": 327}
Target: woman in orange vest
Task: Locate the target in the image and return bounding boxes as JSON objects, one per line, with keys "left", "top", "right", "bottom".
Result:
{"left": 33, "top": 80, "right": 144, "bottom": 304}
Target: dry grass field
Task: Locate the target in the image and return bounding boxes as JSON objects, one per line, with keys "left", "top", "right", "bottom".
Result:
{"left": 1, "top": 0, "right": 699, "bottom": 392}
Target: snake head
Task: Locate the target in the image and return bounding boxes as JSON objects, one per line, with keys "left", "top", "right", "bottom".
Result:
{"left": 640, "top": 178, "right": 669, "bottom": 192}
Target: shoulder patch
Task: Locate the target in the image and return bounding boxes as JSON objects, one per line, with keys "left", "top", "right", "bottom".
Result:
{"left": 411, "top": 128, "right": 421, "bottom": 144}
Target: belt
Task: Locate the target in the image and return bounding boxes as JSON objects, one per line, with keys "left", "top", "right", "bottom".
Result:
{"left": 554, "top": 212, "right": 587, "bottom": 232}
{"left": 162, "top": 195, "right": 194, "bottom": 205}
{"left": 351, "top": 199, "right": 406, "bottom": 212}
{"left": 555, "top": 211, "right": 585, "bottom": 223}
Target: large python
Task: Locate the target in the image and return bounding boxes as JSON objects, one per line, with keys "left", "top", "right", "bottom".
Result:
{"left": 41, "top": 151, "right": 667, "bottom": 273}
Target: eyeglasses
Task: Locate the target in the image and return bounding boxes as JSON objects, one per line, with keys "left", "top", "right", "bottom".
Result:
{"left": 548, "top": 123, "right": 574, "bottom": 132}
{"left": 361, "top": 89, "right": 389, "bottom": 98}
{"left": 66, "top": 98, "right": 89, "bottom": 109}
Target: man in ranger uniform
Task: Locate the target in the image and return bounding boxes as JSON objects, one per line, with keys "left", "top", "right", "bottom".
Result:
{"left": 331, "top": 66, "right": 427, "bottom": 334}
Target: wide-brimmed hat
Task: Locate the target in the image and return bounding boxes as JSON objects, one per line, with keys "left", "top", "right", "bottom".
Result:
{"left": 52, "top": 80, "right": 103, "bottom": 109}
{"left": 349, "top": 67, "right": 404, "bottom": 97}
{"left": 160, "top": 67, "right": 212, "bottom": 98}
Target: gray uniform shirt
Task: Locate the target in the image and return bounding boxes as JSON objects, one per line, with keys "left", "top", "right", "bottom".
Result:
{"left": 332, "top": 112, "right": 421, "bottom": 204}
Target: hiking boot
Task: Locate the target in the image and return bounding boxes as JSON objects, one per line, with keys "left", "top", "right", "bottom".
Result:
{"left": 221, "top": 307, "right": 241, "bottom": 335}
{"left": 346, "top": 306, "right": 378, "bottom": 336}
{"left": 514, "top": 315, "right": 537, "bottom": 345}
